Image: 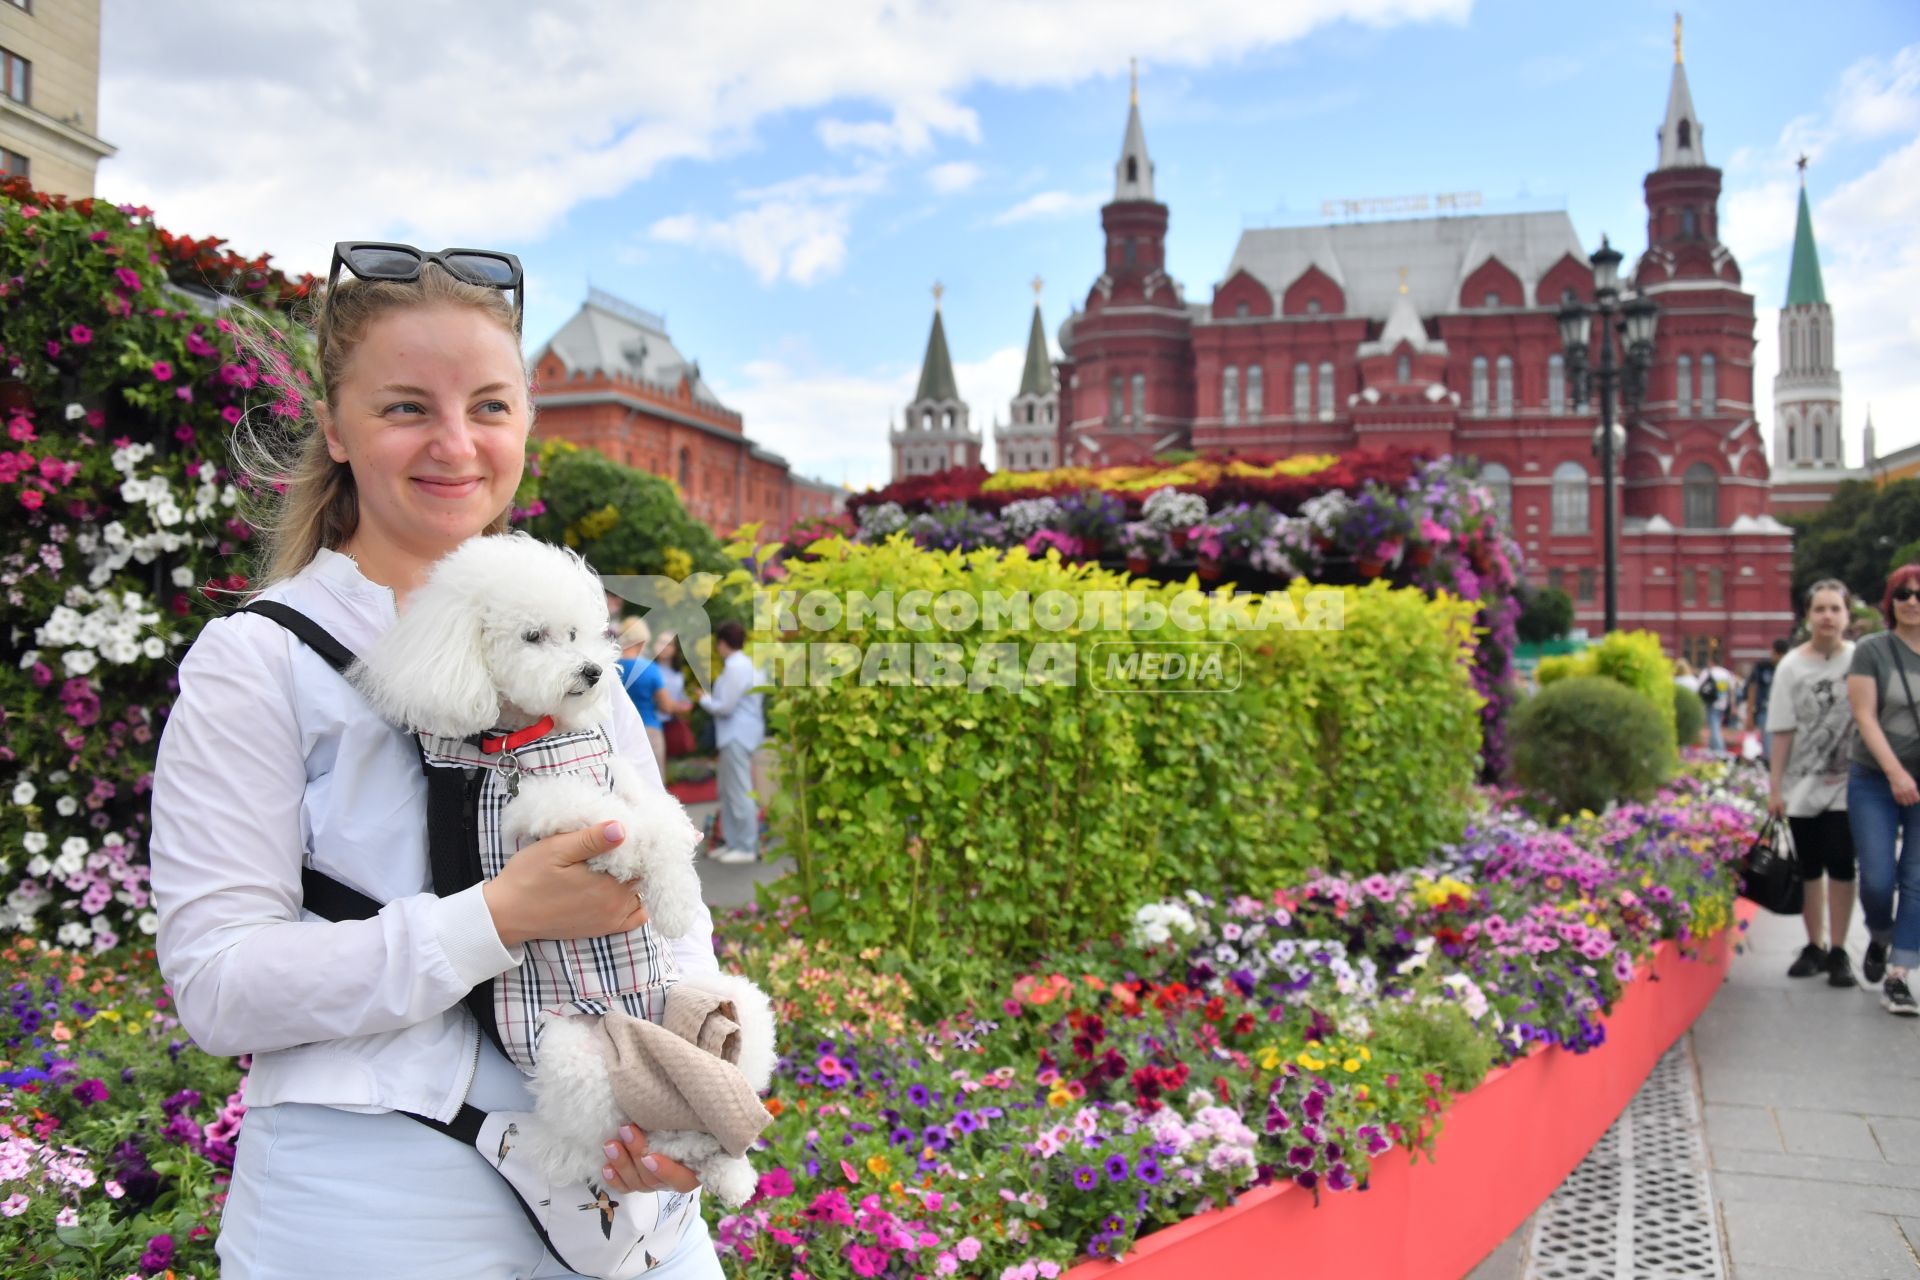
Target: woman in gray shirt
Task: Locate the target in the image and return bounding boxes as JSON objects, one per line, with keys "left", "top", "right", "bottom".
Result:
{"left": 1847, "top": 564, "right": 1920, "bottom": 1015}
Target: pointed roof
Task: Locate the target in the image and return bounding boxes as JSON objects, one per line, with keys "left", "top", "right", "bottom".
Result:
{"left": 1657, "top": 26, "right": 1707, "bottom": 169}
{"left": 1785, "top": 181, "right": 1827, "bottom": 307}
{"left": 1113, "top": 62, "right": 1155, "bottom": 202}
{"left": 913, "top": 305, "right": 960, "bottom": 404}
{"left": 1358, "top": 285, "right": 1447, "bottom": 358}
{"left": 1017, "top": 303, "right": 1054, "bottom": 397}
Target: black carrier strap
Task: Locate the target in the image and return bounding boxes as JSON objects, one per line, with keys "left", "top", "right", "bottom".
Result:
{"left": 236, "top": 600, "right": 508, "bottom": 1062}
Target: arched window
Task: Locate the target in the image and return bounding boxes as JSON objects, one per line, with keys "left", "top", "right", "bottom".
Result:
{"left": 1700, "top": 354, "right": 1716, "bottom": 412}
{"left": 1678, "top": 119, "right": 1691, "bottom": 149}
{"left": 1123, "top": 237, "right": 1137, "bottom": 269}
{"left": 1682, "top": 207, "right": 1697, "bottom": 238}
{"left": 1316, "top": 361, "right": 1335, "bottom": 419}
{"left": 679, "top": 447, "right": 693, "bottom": 492}
{"left": 1814, "top": 421, "right": 1824, "bottom": 459}
{"left": 1246, "top": 365, "right": 1263, "bottom": 418}
{"left": 1306, "top": 298, "right": 1323, "bottom": 315}
{"left": 1131, "top": 373, "right": 1145, "bottom": 427}
{"left": 1811, "top": 316, "right": 1823, "bottom": 368}
{"left": 1126, "top": 156, "right": 1139, "bottom": 184}
{"left": 1683, "top": 462, "right": 1718, "bottom": 527}
{"left": 1676, "top": 355, "right": 1693, "bottom": 416}
{"left": 921, "top": 408, "right": 933, "bottom": 430}
{"left": 1471, "top": 356, "right": 1490, "bottom": 416}
{"left": 1396, "top": 354, "right": 1411, "bottom": 385}
{"left": 1109, "top": 375, "right": 1123, "bottom": 424}
{"left": 1548, "top": 354, "right": 1566, "bottom": 415}
{"left": 1293, "top": 363, "right": 1311, "bottom": 418}
{"left": 1222, "top": 366, "right": 1240, "bottom": 424}
{"left": 1480, "top": 462, "right": 1513, "bottom": 528}
{"left": 1495, "top": 355, "right": 1515, "bottom": 415}
{"left": 944, "top": 408, "right": 955, "bottom": 430}
{"left": 1552, "top": 461, "right": 1589, "bottom": 534}
{"left": 1787, "top": 420, "right": 1798, "bottom": 461}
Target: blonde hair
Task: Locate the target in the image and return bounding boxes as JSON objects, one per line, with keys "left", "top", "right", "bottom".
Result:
{"left": 231, "top": 263, "right": 527, "bottom": 591}
{"left": 617, "top": 617, "right": 652, "bottom": 652}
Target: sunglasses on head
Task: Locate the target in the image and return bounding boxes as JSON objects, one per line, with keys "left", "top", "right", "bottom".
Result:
{"left": 1893, "top": 588, "right": 1920, "bottom": 603}
{"left": 322, "top": 241, "right": 524, "bottom": 359}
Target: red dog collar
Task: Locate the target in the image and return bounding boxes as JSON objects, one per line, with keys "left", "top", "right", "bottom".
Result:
{"left": 480, "top": 715, "right": 555, "bottom": 755}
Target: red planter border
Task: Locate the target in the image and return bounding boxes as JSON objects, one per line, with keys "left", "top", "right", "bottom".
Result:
{"left": 1067, "top": 917, "right": 1741, "bottom": 1279}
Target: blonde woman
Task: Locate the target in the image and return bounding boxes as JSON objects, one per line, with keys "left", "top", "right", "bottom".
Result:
{"left": 617, "top": 616, "right": 693, "bottom": 784}
{"left": 150, "top": 247, "right": 725, "bottom": 1275}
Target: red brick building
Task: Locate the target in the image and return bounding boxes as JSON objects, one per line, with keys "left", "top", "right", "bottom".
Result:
{"left": 532, "top": 288, "right": 843, "bottom": 535}
{"left": 1054, "top": 48, "right": 1794, "bottom": 667}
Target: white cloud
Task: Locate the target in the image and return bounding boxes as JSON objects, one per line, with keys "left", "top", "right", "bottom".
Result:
{"left": 649, "top": 168, "right": 888, "bottom": 285}
{"left": 1722, "top": 44, "right": 1920, "bottom": 465}
{"left": 926, "top": 161, "right": 983, "bottom": 194}
{"left": 713, "top": 342, "right": 1027, "bottom": 487}
{"left": 94, "top": 0, "right": 1469, "bottom": 273}
{"left": 991, "top": 189, "right": 1106, "bottom": 225}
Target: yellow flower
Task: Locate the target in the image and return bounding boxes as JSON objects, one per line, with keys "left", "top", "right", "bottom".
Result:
{"left": 867, "top": 1155, "right": 891, "bottom": 1178}
{"left": 1255, "top": 1046, "right": 1282, "bottom": 1071}
{"left": 1359, "top": 1047, "right": 1372, "bottom": 1062}
{"left": 1047, "top": 1085, "right": 1073, "bottom": 1109}
{"left": 1343, "top": 1058, "right": 1362, "bottom": 1073}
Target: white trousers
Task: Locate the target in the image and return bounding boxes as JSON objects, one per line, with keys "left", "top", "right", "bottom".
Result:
{"left": 216, "top": 1039, "right": 725, "bottom": 1280}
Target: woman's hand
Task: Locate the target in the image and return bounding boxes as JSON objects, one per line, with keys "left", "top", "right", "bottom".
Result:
{"left": 602, "top": 1124, "right": 702, "bottom": 1195}
{"left": 482, "top": 822, "right": 649, "bottom": 949}
{"left": 1766, "top": 791, "right": 1785, "bottom": 819}
{"left": 1894, "top": 770, "right": 1920, "bottom": 807}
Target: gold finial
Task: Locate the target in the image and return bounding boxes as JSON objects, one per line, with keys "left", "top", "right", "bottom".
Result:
{"left": 1130, "top": 57, "right": 1138, "bottom": 106}
{"left": 1031, "top": 275, "right": 1044, "bottom": 299}
{"left": 1796, "top": 152, "right": 1809, "bottom": 185}
{"left": 1397, "top": 266, "right": 1409, "bottom": 296}
{"left": 1674, "top": 11, "right": 1683, "bottom": 64}
{"left": 932, "top": 281, "right": 944, "bottom": 310}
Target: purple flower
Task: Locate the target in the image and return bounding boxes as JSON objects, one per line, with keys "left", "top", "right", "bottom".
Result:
{"left": 1105, "top": 1153, "right": 1130, "bottom": 1183}
{"left": 71, "top": 1078, "right": 108, "bottom": 1107}
{"left": 1287, "top": 1145, "right": 1315, "bottom": 1169}
{"left": 138, "top": 1233, "right": 174, "bottom": 1274}
{"left": 907, "top": 1083, "right": 931, "bottom": 1107}
{"left": 1073, "top": 1165, "right": 1099, "bottom": 1190}
{"left": 1136, "top": 1158, "right": 1164, "bottom": 1185}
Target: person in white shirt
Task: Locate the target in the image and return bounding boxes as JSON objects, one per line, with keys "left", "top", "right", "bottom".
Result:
{"left": 698, "top": 620, "right": 766, "bottom": 864}
{"left": 150, "top": 250, "right": 724, "bottom": 1278}
{"left": 1698, "top": 658, "right": 1738, "bottom": 753}
{"left": 1768, "top": 580, "right": 1859, "bottom": 986}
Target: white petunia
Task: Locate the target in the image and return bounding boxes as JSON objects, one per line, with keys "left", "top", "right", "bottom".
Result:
{"left": 171, "top": 565, "right": 196, "bottom": 587}
{"left": 55, "top": 796, "right": 79, "bottom": 817}
{"left": 24, "top": 856, "right": 50, "bottom": 878}
{"left": 61, "top": 650, "right": 97, "bottom": 677}
{"left": 141, "top": 636, "right": 166, "bottom": 659}
{"left": 22, "top": 832, "right": 47, "bottom": 854}
{"left": 56, "top": 922, "right": 92, "bottom": 949}
{"left": 138, "top": 911, "right": 158, "bottom": 935}
{"left": 10, "top": 781, "right": 33, "bottom": 806}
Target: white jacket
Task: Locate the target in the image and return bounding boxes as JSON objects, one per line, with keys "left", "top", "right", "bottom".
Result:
{"left": 151, "top": 548, "right": 718, "bottom": 1121}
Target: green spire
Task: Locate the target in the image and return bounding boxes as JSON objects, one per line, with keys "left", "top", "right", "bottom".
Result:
{"left": 913, "top": 299, "right": 960, "bottom": 403}
{"left": 1785, "top": 182, "right": 1827, "bottom": 307}
{"left": 1017, "top": 303, "right": 1054, "bottom": 397}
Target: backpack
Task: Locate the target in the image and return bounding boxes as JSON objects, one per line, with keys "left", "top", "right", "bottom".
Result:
{"left": 1697, "top": 670, "right": 1720, "bottom": 705}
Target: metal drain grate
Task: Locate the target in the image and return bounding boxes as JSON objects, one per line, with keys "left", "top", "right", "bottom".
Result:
{"left": 1522, "top": 1043, "right": 1727, "bottom": 1280}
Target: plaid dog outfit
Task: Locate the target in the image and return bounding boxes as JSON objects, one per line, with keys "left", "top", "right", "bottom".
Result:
{"left": 418, "top": 725, "right": 681, "bottom": 1075}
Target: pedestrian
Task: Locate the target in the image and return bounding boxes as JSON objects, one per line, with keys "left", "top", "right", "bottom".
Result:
{"left": 700, "top": 619, "right": 765, "bottom": 865}
{"left": 655, "top": 633, "right": 697, "bottom": 760}
{"left": 617, "top": 618, "right": 692, "bottom": 785}
{"left": 1768, "top": 581, "right": 1858, "bottom": 986}
{"left": 149, "top": 246, "right": 727, "bottom": 1275}
{"left": 1698, "top": 655, "right": 1736, "bottom": 753}
{"left": 1745, "top": 638, "right": 1791, "bottom": 764}
{"left": 1846, "top": 562, "right": 1920, "bottom": 1016}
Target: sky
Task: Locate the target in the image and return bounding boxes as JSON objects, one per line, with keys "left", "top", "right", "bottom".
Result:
{"left": 96, "top": 0, "right": 1920, "bottom": 491}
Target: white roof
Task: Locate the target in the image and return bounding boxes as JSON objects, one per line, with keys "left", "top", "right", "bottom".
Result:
{"left": 1222, "top": 211, "right": 1588, "bottom": 319}
{"left": 536, "top": 288, "right": 726, "bottom": 408}
{"left": 1357, "top": 288, "right": 1447, "bottom": 357}
{"left": 1658, "top": 61, "right": 1707, "bottom": 170}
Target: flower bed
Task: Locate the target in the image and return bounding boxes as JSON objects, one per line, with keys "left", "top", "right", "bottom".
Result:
{"left": 841, "top": 451, "right": 1520, "bottom": 775}
{"left": 706, "top": 769, "right": 1756, "bottom": 1279}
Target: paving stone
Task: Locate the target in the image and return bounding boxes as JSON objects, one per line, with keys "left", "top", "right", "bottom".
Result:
{"left": 1876, "top": 1118, "right": 1920, "bottom": 1167}
{"left": 1714, "top": 1167, "right": 1920, "bottom": 1217}
{"left": 1712, "top": 1145, "right": 1920, "bottom": 1192}
{"left": 1704, "top": 1102, "right": 1783, "bottom": 1154}
{"left": 1775, "top": 1107, "right": 1887, "bottom": 1161}
{"left": 1720, "top": 1197, "right": 1918, "bottom": 1278}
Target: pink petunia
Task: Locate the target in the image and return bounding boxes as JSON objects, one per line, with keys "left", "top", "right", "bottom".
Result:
{"left": 69, "top": 324, "right": 92, "bottom": 345}
{"left": 19, "top": 488, "right": 43, "bottom": 510}
{"left": 114, "top": 266, "right": 141, "bottom": 292}
{"left": 220, "top": 405, "right": 242, "bottom": 425}
{"left": 151, "top": 361, "right": 174, "bottom": 382}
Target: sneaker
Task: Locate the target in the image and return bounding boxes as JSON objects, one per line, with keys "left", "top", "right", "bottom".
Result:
{"left": 1882, "top": 975, "right": 1919, "bottom": 1016}
{"left": 1827, "top": 948, "right": 1858, "bottom": 989}
{"left": 710, "top": 847, "right": 759, "bottom": 865}
{"left": 1864, "top": 940, "right": 1889, "bottom": 986}
{"left": 1787, "top": 943, "right": 1828, "bottom": 978}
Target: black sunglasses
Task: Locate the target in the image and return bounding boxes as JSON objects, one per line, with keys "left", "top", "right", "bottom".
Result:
{"left": 323, "top": 242, "right": 525, "bottom": 357}
{"left": 1893, "top": 588, "right": 1920, "bottom": 603}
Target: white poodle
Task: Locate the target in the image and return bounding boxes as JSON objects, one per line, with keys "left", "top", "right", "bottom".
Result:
{"left": 349, "top": 531, "right": 776, "bottom": 1205}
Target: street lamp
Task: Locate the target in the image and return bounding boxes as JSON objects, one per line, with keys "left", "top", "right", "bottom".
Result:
{"left": 1558, "top": 235, "right": 1658, "bottom": 633}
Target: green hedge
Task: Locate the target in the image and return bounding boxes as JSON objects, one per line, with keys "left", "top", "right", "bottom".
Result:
{"left": 1533, "top": 630, "right": 1677, "bottom": 774}
{"left": 1510, "top": 675, "right": 1673, "bottom": 815}
{"left": 756, "top": 537, "right": 1483, "bottom": 961}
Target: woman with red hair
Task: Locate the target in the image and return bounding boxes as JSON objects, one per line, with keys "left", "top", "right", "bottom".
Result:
{"left": 1847, "top": 564, "right": 1920, "bottom": 1015}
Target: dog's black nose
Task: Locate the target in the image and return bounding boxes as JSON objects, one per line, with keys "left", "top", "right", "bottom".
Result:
{"left": 579, "top": 662, "right": 603, "bottom": 684}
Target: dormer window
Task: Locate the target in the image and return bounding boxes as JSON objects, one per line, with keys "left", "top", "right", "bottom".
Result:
{"left": 1397, "top": 354, "right": 1411, "bottom": 384}
{"left": 1126, "top": 156, "right": 1139, "bottom": 184}
{"left": 1235, "top": 301, "right": 1250, "bottom": 318}
{"left": 1678, "top": 119, "right": 1691, "bottom": 149}
{"left": 1305, "top": 298, "right": 1322, "bottom": 315}
{"left": 1484, "top": 291, "right": 1501, "bottom": 308}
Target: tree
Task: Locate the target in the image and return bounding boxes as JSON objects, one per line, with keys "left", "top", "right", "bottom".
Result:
{"left": 1788, "top": 478, "right": 1920, "bottom": 610}
{"left": 1515, "top": 583, "right": 1574, "bottom": 644}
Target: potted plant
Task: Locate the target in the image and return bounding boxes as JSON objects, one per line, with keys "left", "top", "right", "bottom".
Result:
{"left": 1142, "top": 486, "right": 1208, "bottom": 554}
{"left": 1120, "top": 520, "right": 1168, "bottom": 577}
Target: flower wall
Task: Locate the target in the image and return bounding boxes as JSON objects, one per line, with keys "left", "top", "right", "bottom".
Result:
{"left": 846, "top": 450, "right": 1522, "bottom": 775}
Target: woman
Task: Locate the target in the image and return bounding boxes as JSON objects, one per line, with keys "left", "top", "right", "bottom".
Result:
{"left": 617, "top": 618, "right": 693, "bottom": 783}
{"left": 1768, "top": 580, "right": 1858, "bottom": 986}
{"left": 655, "top": 632, "right": 697, "bottom": 759}
{"left": 150, "top": 251, "right": 727, "bottom": 1275}
{"left": 1847, "top": 563, "right": 1920, "bottom": 1016}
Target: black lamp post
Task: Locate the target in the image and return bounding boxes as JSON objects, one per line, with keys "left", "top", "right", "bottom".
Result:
{"left": 1558, "top": 235, "right": 1658, "bottom": 633}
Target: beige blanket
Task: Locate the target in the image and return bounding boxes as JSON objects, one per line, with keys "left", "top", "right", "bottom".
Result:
{"left": 585, "top": 986, "right": 773, "bottom": 1159}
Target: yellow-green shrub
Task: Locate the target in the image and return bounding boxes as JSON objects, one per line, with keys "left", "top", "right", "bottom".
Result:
{"left": 1528, "top": 632, "right": 1676, "bottom": 768}
{"left": 1535, "top": 653, "right": 1591, "bottom": 686}
{"left": 756, "top": 537, "right": 1484, "bottom": 960}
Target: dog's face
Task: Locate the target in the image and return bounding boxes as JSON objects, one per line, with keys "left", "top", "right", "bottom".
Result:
{"left": 480, "top": 569, "right": 622, "bottom": 731}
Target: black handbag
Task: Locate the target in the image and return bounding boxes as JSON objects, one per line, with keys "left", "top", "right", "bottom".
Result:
{"left": 1738, "top": 816, "right": 1805, "bottom": 915}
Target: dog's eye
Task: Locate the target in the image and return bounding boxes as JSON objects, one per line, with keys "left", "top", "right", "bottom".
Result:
{"left": 522, "top": 629, "right": 543, "bottom": 644}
